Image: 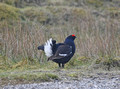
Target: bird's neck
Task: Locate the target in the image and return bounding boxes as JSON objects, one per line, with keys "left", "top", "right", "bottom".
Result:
{"left": 64, "top": 39, "right": 75, "bottom": 53}
{"left": 64, "top": 39, "right": 73, "bottom": 45}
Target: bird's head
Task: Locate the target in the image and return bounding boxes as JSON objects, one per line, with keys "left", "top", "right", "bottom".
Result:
{"left": 66, "top": 34, "right": 76, "bottom": 41}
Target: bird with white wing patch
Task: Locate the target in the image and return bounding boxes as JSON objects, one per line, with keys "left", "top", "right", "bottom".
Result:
{"left": 38, "top": 34, "right": 76, "bottom": 68}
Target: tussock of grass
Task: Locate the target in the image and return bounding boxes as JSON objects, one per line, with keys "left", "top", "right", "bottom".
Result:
{"left": 0, "top": 55, "right": 13, "bottom": 70}
{"left": 0, "top": 72, "right": 59, "bottom": 85}
{"left": 0, "top": 3, "right": 20, "bottom": 21}
{"left": 0, "top": 57, "right": 59, "bottom": 85}
{"left": 12, "top": 73, "right": 59, "bottom": 82}
{"left": 93, "top": 56, "right": 120, "bottom": 70}
{"left": 20, "top": 6, "right": 88, "bottom": 25}
{"left": 21, "top": 7, "right": 50, "bottom": 24}
{"left": 67, "top": 73, "right": 78, "bottom": 78}
{"left": 0, "top": 3, "right": 21, "bottom": 28}
{"left": 87, "top": 0, "right": 103, "bottom": 8}
{"left": 66, "top": 56, "right": 92, "bottom": 69}
{"left": 1, "top": 0, "right": 16, "bottom": 6}
{"left": 106, "top": 7, "right": 120, "bottom": 18}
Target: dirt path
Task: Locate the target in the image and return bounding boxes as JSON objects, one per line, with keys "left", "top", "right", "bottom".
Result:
{"left": 3, "top": 77, "right": 120, "bottom": 89}
{"left": 3, "top": 70, "right": 120, "bottom": 89}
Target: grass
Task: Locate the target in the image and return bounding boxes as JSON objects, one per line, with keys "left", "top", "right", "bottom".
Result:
{"left": 0, "top": 56, "right": 120, "bottom": 86}
{"left": 0, "top": 54, "right": 93, "bottom": 86}
{"left": 0, "top": 71, "right": 59, "bottom": 85}
{"left": 0, "top": 59, "right": 60, "bottom": 85}
{"left": 0, "top": 1, "right": 120, "bottom": 86}
{"left": 87, "top": 0, "right": 103, "bottom": 8}
{"left": 1, "top": 54, "right": 119, "bottom": 86}
{"left": 0, "top": 3, "right": 20, "bottom": 20}
{"left": 67, "top": 73, "right": 78, "bottom": 78}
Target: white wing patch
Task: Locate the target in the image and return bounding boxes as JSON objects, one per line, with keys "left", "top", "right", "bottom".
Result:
{"left": 44, "top": 38, "right": 53, "bottom": 57}
{"left": 59, "top": 52, "right": 72, "bottom": 57}
{"left": 59, "top": 53, "right": 67, "bottom": 57}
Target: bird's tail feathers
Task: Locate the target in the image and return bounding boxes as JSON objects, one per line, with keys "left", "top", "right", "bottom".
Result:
{"left": 44, "top": 38, "right": 53, "bottom": 57}
{"left": 47, "top": 56, "right": 52, "bottom": 61}
{"left": 38, "top": 45, "right": 44, "bottom": 51}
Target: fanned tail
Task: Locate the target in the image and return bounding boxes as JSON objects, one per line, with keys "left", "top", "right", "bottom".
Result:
{"left": 44, "top": 38, "right": 53, "bottom": 57}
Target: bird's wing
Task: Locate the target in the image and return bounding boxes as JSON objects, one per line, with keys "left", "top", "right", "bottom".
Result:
{"left": 48, "top": 44, "right": 72, "bottom": 60}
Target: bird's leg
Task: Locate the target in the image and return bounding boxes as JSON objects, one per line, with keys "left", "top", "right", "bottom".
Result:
{"left": 58, "top": 63, "right": 61, "bottom": 68}
{"left": 62, "top": 64, "right": 64, "bottom": 68}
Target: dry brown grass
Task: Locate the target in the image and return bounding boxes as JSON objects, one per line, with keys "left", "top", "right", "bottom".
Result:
{"left": 1, "top": 16, "right": 120, "bottom": 60}
{"left": 0, "top": 5, "right": 120, "bottom": 70}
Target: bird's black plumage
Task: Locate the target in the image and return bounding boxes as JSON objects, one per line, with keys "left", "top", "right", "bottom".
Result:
{"left": 38, "top": 45, "right": 44, "bottom": 51}
{"left": 38, "top": 35, "right": 76, "bottom": 68}
{"left": 38, "top": 40, "right": 56, "bottom": 51}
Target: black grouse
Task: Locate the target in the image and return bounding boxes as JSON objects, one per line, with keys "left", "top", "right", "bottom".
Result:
{"left": 38, "top": 34, "right": 76, "bottom": 68}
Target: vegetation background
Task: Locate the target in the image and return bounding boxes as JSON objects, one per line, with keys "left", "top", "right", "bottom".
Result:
{"left": 0, "top": 0, "right": 120, "bottom": 86}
